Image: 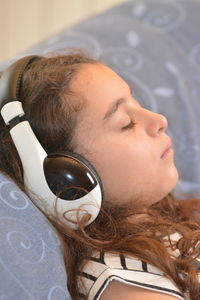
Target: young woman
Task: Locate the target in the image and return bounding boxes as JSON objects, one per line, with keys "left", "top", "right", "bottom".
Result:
{"left": 0, "top": 53, "right": 200, "bottom": 300}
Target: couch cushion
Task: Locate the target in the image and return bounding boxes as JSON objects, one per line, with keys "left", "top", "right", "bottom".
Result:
{"left": 0, "top": 173, "right": 71, "bottom": 300}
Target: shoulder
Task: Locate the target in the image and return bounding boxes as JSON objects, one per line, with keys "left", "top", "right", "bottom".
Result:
{"left": 100, "top": 280, "right": 184, "bottom": 300}
{"left": 78, "top": 252, "right": 184, "bottom": 300}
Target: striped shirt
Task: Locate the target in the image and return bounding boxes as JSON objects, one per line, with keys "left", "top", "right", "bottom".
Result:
{"left": 78, "top": 251, "right": 185, "bottom": 300}
{"left": 78, "top": 232, "right": 200, "bottom": 300}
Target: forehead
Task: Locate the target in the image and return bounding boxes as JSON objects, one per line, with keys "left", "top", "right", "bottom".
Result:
{"left": 71, "top": 63, "right": 130, "bottom": 103}
{"left": 70, "top": 64, "right": 131, "bottom": 150}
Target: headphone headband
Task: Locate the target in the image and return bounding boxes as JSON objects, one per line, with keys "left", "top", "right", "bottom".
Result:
{"left": 0, "top": 56, "right": 40, "bottom": 109}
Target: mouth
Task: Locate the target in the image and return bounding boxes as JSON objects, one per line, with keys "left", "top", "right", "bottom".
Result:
{"left": 161, "top": 139, "right": 173, "bottom": 159}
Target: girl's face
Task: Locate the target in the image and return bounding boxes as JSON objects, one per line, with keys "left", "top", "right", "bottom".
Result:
{"left": 70, "top": 63, "right": 178, "bottom": 207}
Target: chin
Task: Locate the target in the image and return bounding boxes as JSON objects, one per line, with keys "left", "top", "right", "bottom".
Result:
{"left": 169, "top": 164, "right": 179, "bottom": 188}
{"left": 160, "top": 166, "right": 179, "bottom": 200}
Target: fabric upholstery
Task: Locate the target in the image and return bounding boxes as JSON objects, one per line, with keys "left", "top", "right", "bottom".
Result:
{"left": 0, "top": 173, "right": 70, "bottom": 299}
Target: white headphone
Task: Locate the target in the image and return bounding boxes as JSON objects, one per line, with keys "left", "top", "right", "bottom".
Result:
{"left": 0, "top": 56, "right": 103, "bottom": 228}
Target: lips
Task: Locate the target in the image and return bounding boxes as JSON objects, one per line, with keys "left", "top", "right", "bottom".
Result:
{"left": 161, "top": 139, "right": 173, "bottom": 159}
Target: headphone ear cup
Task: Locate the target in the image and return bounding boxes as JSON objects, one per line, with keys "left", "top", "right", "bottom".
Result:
{"left": 44, "top": 152, "right": 103, "bottom": 201}
{"left": 42, "top": 152, "right": 103, "bottom": 227}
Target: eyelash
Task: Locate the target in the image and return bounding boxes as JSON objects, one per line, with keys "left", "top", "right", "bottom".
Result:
{"left": 122, "top": 121, "right": 137, "bottom": 130}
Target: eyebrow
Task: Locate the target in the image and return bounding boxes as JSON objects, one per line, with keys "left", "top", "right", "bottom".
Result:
{"left": 103, "top": 97, "right": 126, "bottom": 121}
{"left": 103, "top": 85, "right": 133, "bottom": 121}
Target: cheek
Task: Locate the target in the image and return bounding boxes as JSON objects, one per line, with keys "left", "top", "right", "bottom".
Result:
{"left": 90, "top": 140, "right": 154, "bottom": 188}
{"left": 92, "top": 146, "right": 153, "bottom": 204}
{"left": 80, "top": 133, "right": 177, "bottom": 204}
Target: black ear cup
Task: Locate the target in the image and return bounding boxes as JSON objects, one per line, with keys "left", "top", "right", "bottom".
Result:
{"left": 0, "top": 56, "right": 103, "bottom": 228}
{"left": 44, "top": 152, "right": 102, "bottom": 201}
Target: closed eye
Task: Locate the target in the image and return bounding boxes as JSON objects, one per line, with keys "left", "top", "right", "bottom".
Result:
{"left": 122, "top": 121, "right": 137, "bottom": 130}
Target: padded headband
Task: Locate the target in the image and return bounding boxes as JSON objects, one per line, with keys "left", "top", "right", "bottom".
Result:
{"left": 0, "top": 56, "right": 41, "bottom": 108}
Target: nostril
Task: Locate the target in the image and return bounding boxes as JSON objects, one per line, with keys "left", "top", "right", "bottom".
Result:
{"left": 145, "top": 110, "right": 168, "bottom": 137}
{"left": 158, "top": 115, "right": 168, "bottom": 133}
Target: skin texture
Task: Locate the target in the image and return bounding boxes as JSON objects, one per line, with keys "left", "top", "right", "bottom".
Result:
{"left": 71, "top": 63, "right": 179, "bottom": 208}
{"left": 100, "top": 281, "right": 181, "bottom": 300}
{"left": 69, "top": 63, "right": 180, "bottom": 299}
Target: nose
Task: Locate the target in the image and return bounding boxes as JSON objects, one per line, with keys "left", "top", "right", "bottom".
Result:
{"left": 145, "top": 110, "right": 168, "bottom": 137}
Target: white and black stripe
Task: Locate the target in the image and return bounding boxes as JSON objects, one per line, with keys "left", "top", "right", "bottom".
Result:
{"left": 78, "top": 252, "right": 185, "bottom": 300}
{"left": 120, "top": 254, "right": 127, "bottom": 270}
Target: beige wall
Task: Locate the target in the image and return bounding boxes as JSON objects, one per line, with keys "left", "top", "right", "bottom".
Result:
{"left": 0, "top": 0, "right": 124, "bottom": 63}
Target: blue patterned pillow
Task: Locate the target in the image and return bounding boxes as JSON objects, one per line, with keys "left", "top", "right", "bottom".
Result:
{"left": 0, "top": 173, "right": 71, "bottom": 300}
